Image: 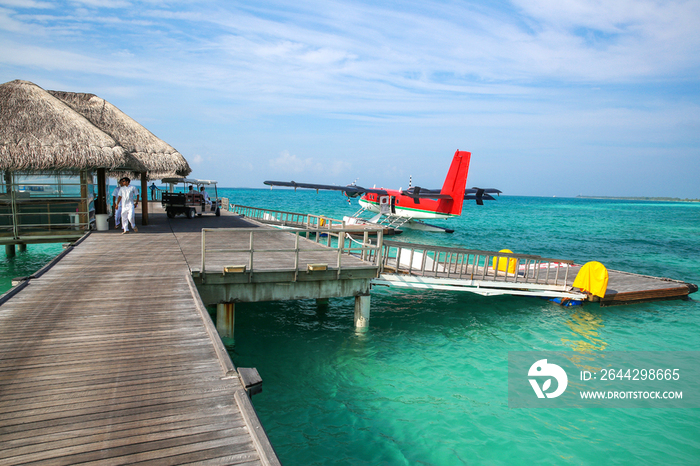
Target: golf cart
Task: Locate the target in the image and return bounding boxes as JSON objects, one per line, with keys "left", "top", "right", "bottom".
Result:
{"left": 161, "top": 178, "right": 221, "bottom": 219}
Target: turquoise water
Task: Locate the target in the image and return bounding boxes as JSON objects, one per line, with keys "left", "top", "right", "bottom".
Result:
{"left": 4, "top": 191, "right": 699, "bottom": 465}
{"left": 0, "top": 242, "right": 64, "bottom": 294}
{"left": 222, "top": 190, "right": 700, "bottom": 465}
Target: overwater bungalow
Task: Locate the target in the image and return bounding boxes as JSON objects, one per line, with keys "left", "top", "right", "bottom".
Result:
{"left": 0, "top": 80, "right": 190, "bottom": 250}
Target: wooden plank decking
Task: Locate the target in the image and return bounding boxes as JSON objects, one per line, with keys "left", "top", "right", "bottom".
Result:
{"left": 167, "top": 216, "right": 378, "bottom": 275}
{"left": 0, "top": 203, "right": 280, "bottom": 465}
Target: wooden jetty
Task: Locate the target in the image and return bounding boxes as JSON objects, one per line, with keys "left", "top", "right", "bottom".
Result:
{"left": 0, "top": 203, "right": 280, "bottom": 466}
{"left": 180, "top": 213, "right": 382, "bottom": 331}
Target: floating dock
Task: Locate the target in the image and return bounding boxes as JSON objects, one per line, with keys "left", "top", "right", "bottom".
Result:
{"left": 373, "top": 240, "right": 697, "bottom": 306}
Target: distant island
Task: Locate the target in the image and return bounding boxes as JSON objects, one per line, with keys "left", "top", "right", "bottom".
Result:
{"left": 577, "top": 195, "right": 700, "bottom": 203}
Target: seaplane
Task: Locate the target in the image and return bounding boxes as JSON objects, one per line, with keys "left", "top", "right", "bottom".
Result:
{"left": 264, "top": 150, "right": 501, "bottom": 233}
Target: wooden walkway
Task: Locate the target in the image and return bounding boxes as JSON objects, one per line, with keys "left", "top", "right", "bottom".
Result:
{"left": 0, "top": 203, "right": 280, "bottom": 465}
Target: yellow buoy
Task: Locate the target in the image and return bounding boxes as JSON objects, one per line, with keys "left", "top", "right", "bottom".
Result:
{"left": 492, "top": 249, "right": 517, "bottom": 274}
{"left": 572, "top": 261, "right": 609, "bottom": 298}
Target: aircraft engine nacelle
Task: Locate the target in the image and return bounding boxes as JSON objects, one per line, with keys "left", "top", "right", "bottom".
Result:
{"left": 343, "top": 191, "right": 362, "bottom": 198}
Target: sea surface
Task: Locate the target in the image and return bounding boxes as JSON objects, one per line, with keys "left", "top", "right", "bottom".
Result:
{"left": 3, "top": 191, "right": 699, "bottom": 465}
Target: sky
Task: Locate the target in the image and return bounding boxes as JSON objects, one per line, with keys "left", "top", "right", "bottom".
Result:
{"left": 1, "top": 0, "right": 699, "bottom": 197}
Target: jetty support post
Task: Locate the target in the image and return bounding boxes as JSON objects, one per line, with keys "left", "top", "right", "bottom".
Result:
{"left": 216, "top": 302, "right": 235, "bottom": 344}
{"left": 96, "top": 168, "right": 107, "bottom": 215}
{"left": 140, "top": 172, "right": 149, "bottom": 226}
{"left": 17, "top": 243, "right": 26, "bottom": 252}
{"left": 79, "top": 170, "right": 88, "bottom": 229}
{"left": 5, "top": 244, "right": 15, "bottom": 257}
{"left": 354, "top": 293, "right": 371, "bottom": 330}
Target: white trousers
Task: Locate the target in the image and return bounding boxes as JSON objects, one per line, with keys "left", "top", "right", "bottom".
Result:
{"left": 121, "top": 204, "right": 136, "bottom": 231}
{"left": 114, "top": 204, "right": 122, "bottom": 226}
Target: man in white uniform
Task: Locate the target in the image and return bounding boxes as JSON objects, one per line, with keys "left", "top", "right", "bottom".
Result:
{"left": 116, "top": 177, "right": 139, "bottom": 234}
{"left": 111, "top": 178, "right": 123, "bottom": 230}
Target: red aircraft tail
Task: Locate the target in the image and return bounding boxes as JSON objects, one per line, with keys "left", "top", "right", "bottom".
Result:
{"left": 438, "top": 150, "right": 471, "bottom": 215}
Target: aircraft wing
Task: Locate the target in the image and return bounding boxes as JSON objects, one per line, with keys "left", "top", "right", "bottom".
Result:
{"left": 401, "top": 186, "right": 501, "bottom": 203}
{"left": 401, "top": 187, "right": 452, "bottom": 200}
{"left": 264, "top": 180, "right": 388, "bottom": 196}
{"left": 464, "top": 188, "right": 502, "bottom": 205}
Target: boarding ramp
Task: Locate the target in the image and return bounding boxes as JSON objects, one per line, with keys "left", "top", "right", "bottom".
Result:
{"left": 374, "top": 240, "right": 587, "bottom": 299}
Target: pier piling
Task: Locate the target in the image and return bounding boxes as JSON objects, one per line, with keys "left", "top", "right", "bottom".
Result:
{"left": 354, "top": 294, "right": 371, "bottom": 330}
{"left": 216, "top": 302, "right": 235, "bottom": 343}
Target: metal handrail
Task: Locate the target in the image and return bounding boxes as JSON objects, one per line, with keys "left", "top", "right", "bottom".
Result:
{"left": 229, "top": 204, "right": 347, "bottom": 230}
{"left": 201, "top": 227, "right": 383, "bottom": 280}
{"left": 0, "top": 197, "right": 93, "bottom": 233}
{"left": 381, "top": 240, "right": 574, "bottom": 287}
{"left": 1, "top": 172, "right": 96, "bottom": 237}
{"left": 149, "top": 186, "right": 165, "bottom": 201}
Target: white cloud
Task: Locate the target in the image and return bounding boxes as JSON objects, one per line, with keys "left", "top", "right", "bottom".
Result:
{"left": 192, "top": 154, "right": 203, "bottom": 164}
{"left": 326, "top": 159, "right": 352, "bottom": 177}
{"left": 268, "top": 150, "right": 314, "bottom": 174}
{"left": 0, "top": 0, "right": 53, "bottom": 7}
{"left": 68, "top": 0, "right": 131, "bottom": 8}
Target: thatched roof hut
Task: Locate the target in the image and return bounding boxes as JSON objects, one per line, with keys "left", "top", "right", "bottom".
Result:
{"left": 0, "top": 80, "right": 134, "bottom": 172}
{"left": 48, "top": 90, "right": 191, "bottom": 179}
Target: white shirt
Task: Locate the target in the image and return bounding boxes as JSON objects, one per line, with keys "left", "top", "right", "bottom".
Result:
{"left": 111, "top": 186, "right": 120, "bottom": 199}
{"left": 118, "top": 185, "right": 139, "bottom": 207}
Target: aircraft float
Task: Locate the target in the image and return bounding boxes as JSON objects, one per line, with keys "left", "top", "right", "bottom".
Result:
{"left": 264, "top": 150, "right": 501, "bottom": 233}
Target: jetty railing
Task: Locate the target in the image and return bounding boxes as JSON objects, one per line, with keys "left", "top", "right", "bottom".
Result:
{"left": 0, "top": 171, "right": 94, "bottom": 240}
{"left": 229, "top": 204, "right": 346, "bottom": 230}
{"left": 200, "top": 227, "right": 384, "bottom": 280}
{"left": 380, "top": 240, "right": 575, "bottom": 287}
{"left": 149, "top": 186, "right": 165, "bottom": 201}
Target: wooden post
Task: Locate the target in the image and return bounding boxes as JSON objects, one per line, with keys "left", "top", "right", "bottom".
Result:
{"left": 96, "top": 168, "right": 107, "bottom": 215}
{"left": 5, "top": 171, "right": 18, "bottom": 239}
{"left": 216, "top": 303, "right": 235, "bottom": 342}
{"left": 5, "top": 244, "right": 15, "bottom": 257}
{"left": 79, "top": 170, "right": 88, "bottom": 229}
{"left": 17, "top": 243, "right": 26, "bottom": 252}
{"left": 140, "top": 172, "right": 149, "bottom": 226}
{"left": 354, "top": 294, "right": 370, "bottom": 330}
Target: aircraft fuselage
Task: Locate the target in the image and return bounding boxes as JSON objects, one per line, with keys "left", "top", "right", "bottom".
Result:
{"left": 357, "top": 189, "right": 457, "bottom": 220}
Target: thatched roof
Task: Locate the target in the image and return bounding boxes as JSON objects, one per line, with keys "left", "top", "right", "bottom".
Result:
{"left": 48, "top": 90, "right": 191, "bottom": 179}
{"left": 0, "top": 80, "right": 133, "bottom": 171}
